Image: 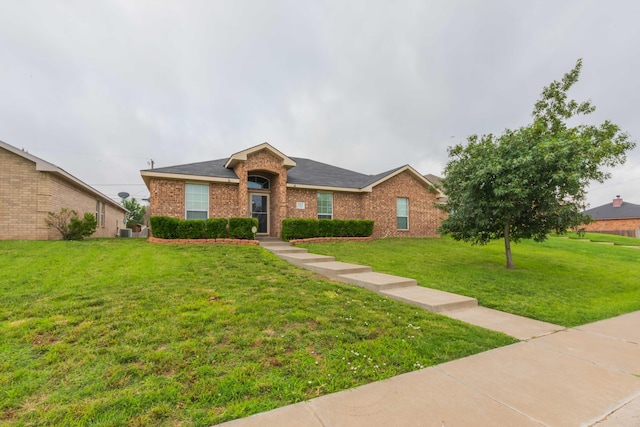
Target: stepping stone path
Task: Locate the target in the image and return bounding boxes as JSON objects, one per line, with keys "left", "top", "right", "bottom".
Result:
{"left": 259, "top": 238, "right": 563, "bottom": 340}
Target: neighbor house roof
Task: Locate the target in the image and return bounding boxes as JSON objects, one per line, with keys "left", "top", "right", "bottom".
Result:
{"left": 0, "top": 139, "right": 127, "bottom": 212}
{"left": 583, "top": 199, "right": 640, "bottom": 220}
{"left": 141, "top": 143, "right": 444, "bottom": 196}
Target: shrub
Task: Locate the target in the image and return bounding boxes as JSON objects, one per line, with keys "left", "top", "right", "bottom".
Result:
{"left": 229, "top": 217, "right": 259, "bottom": 240}
{"left": 282, "top": 219, "right": 373, "bottom": 240}
{"left": 282, "top": 219, "right": 319, "bottom": 240}
{"left": 45, "top": 208, "right": 97, "bottom": 240}
{"left": 204, "top": 218, "right": 228, "bottom": 239}
{"left": 177, "top": 220, "right": 206, "bottom": 239}
{"left": 150, "top": 216, "right": 180, "bottom": 239}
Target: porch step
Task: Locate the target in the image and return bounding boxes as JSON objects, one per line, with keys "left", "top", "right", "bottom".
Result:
{"left": 337, "top": 272, "right": 416, "bottom": 292}
{"left": 380, "top": 286, "right": 477, "bottom": 313}
{"left": 259, "top": 240, "right": 308, "bottom": 255}
{"left": 303, "top": 261, "right": 372, "bottom": 281}
{"left": 277, "top": 252, "right": 335, "bottom": 267}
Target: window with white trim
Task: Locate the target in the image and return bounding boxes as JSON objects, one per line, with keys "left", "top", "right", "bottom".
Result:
{"left": 317, "top": 192, "right": 333, "bottom": 219}
{"left": 185, "top": 183, "right": 209, "bottom": 220}
{"left": 101, "top": 202, "right": 105, "bottom": 228}
{"left": 397, "top": 198, "right": 409, "bottom": 230}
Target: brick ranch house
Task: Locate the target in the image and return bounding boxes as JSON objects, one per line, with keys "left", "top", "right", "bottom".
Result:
{"left": 141, "top": 143, "right": 446, "bottom": 239}
{"left": 582, "top": 196, "right": 640, "bottom": 238}
{"left": 0, "top": 140, "right": 128, "bottom": 240}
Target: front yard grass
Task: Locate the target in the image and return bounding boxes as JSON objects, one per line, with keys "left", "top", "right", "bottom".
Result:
{"left": 0, "top": 239, "right": 515, "bottom": 426}
{"left": 300, "top": 236, "right": 640, "bottom": 327}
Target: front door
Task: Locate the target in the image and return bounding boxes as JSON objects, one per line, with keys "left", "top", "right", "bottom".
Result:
{"left": 250, "top": 194, "right": 269, "bottom": 234}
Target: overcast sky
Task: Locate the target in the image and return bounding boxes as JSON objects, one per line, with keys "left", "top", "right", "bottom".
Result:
{"left": 1, "top": 0, "right": 638, "bottom": 208}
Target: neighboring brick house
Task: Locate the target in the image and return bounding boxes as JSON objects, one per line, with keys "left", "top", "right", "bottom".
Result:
{"left": 582, "top": 196, "right": 640, "bottom": 238}
{"left": 0, "top": 140, "right": 127, "bottom": 240}
{"left": 141, "top": 143, "right": 446, "bottom": 238}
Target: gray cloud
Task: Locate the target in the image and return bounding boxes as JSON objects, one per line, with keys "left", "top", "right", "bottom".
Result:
{"left": 1, "top": 0, "right": 637, "bottom": 207}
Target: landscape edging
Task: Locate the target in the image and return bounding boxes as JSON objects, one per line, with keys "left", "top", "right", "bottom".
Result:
{"left": 148, "top": 236, "right": 259, "bottom": 246}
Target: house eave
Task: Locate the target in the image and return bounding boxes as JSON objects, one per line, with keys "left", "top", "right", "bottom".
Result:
{"left": 141, "top": 170, "right": 240, "bottom": 189}
{"left": 287, "top": 183, "right": 370, "bottom": 193}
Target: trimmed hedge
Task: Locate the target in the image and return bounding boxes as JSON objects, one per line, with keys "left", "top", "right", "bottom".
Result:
{"left": 150, "top": 216, "right": 180, "bottom": 239}
{"left": 177, "top": 219, "right": 206, "bottom": 239}
{"left": 229, "top": 217, "right": 259, "bottom": 240}
{"left": 282, "top": 218, "right": 374, "bottom": 241}
{"left": 150, "top": 216, "right": 258, "bottom": 240}
{"left": 204, "top": 218, "right": 228, "bottom": 239}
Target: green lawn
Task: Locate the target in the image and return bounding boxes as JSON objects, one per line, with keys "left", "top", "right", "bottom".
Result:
{"left": 0, "top": 239, "right": 515, "bottom": 426}
{"left": 300, "top": 235, "right": 640, "bottom": 327}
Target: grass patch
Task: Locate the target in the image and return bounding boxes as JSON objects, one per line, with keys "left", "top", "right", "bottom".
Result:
{"left": 564, "top": 232, "right": 640, "bottom": 246}
{"left": 0, "top": 239, "right": 515, "bottom": 425}
{"left": 299, "top": 236, "right": 640, "bottom": 327}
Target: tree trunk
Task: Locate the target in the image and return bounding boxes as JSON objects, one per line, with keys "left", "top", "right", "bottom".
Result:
{"left": 504, "top": 223, "right": 515, "bottom": 269}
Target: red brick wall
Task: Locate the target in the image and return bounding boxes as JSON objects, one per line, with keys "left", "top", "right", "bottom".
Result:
{"left": 149, "top": 179, "right": 185, "bottom": 219}
{"left": 334, "top": 192, "right": 365, "bottom": 219}
{"left": 583, "top": 218, "right": 640, "bottom": 233}
{"left": 369, "top": 170, "right": 444, "bottom": 238}
{"left": 286, "top": 188, "right": 318, "bottom": 219}
{"left": 209, "top": 183, "right": 242, "bottom": 218}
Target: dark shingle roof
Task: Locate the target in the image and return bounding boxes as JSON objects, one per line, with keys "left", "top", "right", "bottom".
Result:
{"left": 145, "top": 158, "right": 237, "bottom": 179}
{"left": 145, "top": 156, "right": 410, "bottom": 190}
{"left": 583, "top": 201, "right": 640, "bottom": 219}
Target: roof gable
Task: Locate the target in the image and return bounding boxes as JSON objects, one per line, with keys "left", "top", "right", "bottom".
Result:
{"left": 224, "top": 142, "right": 296, "bottom": 170}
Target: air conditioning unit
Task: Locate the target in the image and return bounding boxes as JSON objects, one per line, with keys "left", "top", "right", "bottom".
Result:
{"left": 120, "top": 228, "right": 132, "bottom": 238}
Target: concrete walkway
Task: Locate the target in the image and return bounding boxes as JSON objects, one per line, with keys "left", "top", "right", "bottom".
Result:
{"left": 216, "top": 239, "right": 640, "bottom": 426}
{"left": 259, "top": 238, "right": 562, "bottom": 340}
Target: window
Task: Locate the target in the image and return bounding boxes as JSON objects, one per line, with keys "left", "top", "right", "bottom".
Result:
{"left": 101, "top": 202, "right": 105, "bottom": 228}
{"left": 185, "top": 183, "right": 209, "bottom": 219}
{"left": 95, "top": 200, "right": 100, "bottom": 225}
{"left": 397, "top": 198, "right": 409, "bottom": 230}
{"left": 248, "top": 175, "right": 270, "bottom": 189}
{"left": 317, "top": 192, "right": 333, "bottom": 219}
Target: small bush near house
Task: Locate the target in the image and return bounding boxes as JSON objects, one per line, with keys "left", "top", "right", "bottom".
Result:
{"left": 228, "top": 217, "right": 259, "bottom": 239}
{"left": 150, "top": 216, "right": 258, "bottom": 240}
{"left": 282, "top": 219, "right": 320, "bottom": 240}
{"left": 282, "top": 219, "right": 374, "bottom": 240}
{"left": 204, "top": 218, "right": 228, "bottom": 238}
{"left": 45, "top": 208, "right": 97, "bottom": 240}
{"left": 149, "top": 216, "right": 180, "bottom": 239}
{"left": 177, "top": 219, "right": 206, "bottom": 239}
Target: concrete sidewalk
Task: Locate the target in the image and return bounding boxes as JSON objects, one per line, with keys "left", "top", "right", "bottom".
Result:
{"left": 218, "top": 311, "right": 640, "bottom": 426}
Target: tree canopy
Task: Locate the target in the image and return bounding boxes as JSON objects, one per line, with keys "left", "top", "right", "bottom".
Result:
{"left": 123, "top": 197, "right": 146, "bottom": 227}
{"left": 438, "top": 59, "right": 635, "bottom": 269}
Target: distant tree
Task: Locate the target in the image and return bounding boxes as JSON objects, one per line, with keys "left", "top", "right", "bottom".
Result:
{"left": 45, "top": 208, "right": 98, "bottom": 240}
{"left": 123, "top": 198, "right": 146, "bottom": 227}
{"left": 438, "top": 59, "right": 635, "bottom": 269}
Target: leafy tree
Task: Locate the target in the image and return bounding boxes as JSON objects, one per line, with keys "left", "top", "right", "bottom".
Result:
{"left": 438, "top": 59, "right": 635, "bottom": 269}
{"left": 45, "top": 208, "right": 98, "bottom": 240}
{"left": 123, "top": 197, "right": 146, "bottom": 227}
